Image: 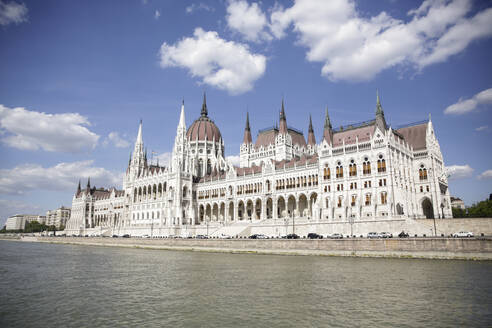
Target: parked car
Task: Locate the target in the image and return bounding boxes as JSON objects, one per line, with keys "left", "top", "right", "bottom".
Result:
{"left": 398, "top": 231, "right": 409, "bottom": 238}
{"left": 329, "top": 233, "right": 343, "bottom": 239}
{"left": 196, "top": 234, "right": 208, "bottom": 239}
{"left": 256, "top": 234, "right": 269, "bottom": 239}
{"left": 286, "top": 234, "right": 300, "bottom": 239}
{"left": 307, "top": 233, "right": 322, "bottom": 239}
{"left": 379, "top": 232, "right": 393, "bottom": 238}
{"left": 249, "top": 234, "right": 259, "bottom": 239}
{"left": 142, "top": 234, "right": 150, "bottom": 238}
{"left": 219, "top": 234, "right": 231, "bottom": 239}
{"left": 452, "top": 231, "right": 474, "bottom": 238}
{"left": 122, "top": 234, "right": 130, "bottom": 238}
{"left": 367, "top": 232, "right": 379, "bottom": 239}
{"left": 112, "top": 234, "right": 118, "bottom": 238}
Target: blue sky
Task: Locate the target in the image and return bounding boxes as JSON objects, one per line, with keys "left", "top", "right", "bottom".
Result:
{"left": 0, "top": 0, "right": 491, "bottom": 226}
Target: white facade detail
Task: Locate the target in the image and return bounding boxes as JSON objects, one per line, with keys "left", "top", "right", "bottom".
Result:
{"left": 64, "top": 94, "right": 453, "bottom": 237}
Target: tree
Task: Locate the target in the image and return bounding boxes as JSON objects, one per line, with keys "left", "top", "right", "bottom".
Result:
{"left": 452, "top": 199, "right": 492, "bottom": 218}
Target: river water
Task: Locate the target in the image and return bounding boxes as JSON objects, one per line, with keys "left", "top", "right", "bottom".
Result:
{"left": 0, "top": 240, "right": 491, "bottom": 327}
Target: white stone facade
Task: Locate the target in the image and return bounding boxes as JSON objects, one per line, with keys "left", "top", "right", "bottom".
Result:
{"left": 64, "top": 95, "right": 452, "bottom": 237}
{"left": 46, "top": 206, "right": 71, "bottom": 228}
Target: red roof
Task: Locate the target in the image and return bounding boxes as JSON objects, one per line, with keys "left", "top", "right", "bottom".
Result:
{"left": 397, "top": 122, "right": 428, "bottom": 150}
{"left": 187, "top": 117, "right": 222, "bottom": 141}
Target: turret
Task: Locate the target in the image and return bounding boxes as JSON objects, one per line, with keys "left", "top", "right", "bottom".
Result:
{"left": 76, "top": 180, "right": 81, "bottom": 196}
{"left": 201, "top": 92, "right": 208, "bottom": 117}
{"left": 129, "top": 120, "right": 146, "bottom": 178}
{"left": 243, "top": 112, "right": 253, "bottom": 144}
{"left": 375, "top": 90, "right": 387, "bottom": 132}
{"left": 279, "top": 98, "right": 287, "bottom": 134}
{"left": 323, "top": 107, "right": 333, "bottom": 145}
{"left": 307, "top": 114, "right": 316, "bottom": 146}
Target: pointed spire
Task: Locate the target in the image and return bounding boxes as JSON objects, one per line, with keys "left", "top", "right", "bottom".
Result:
{"left": 201, "top": 92, "right": 208, "bottom": 117}
{"left": 136, "top": 119, "right": 143, "bottom": 144}
{"left": 86, "top": 177, "right": 91, "bottom": 189}
{"left": 307, "top": 114, "right": 316, "bottom": 146}
{"left": 279, "top": 98, "right": 287, "bottom": 134}
{"left": 376, "top": 89, "right": 383, "bottom": 115}
{"left": 77, "top": 180, "right": 81, "bottom": 194}
{"left": 324, "top": 106, "right": 332, "bottom": 129}
{"left": 179, "top": 100, "right": 186, "bottom": 128}
{"left": 323, "top": 107, "right": 333, "bottom": 145}
{"left": 375, "top": 89, "right": 387, "bottom": 131}
{"left": 243, "top": 112, "right": 252, "bottom": 144}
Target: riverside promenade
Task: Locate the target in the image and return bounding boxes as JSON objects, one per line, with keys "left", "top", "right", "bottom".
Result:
{"left": 9, "top": 236, "right": 492, "bottom": 260}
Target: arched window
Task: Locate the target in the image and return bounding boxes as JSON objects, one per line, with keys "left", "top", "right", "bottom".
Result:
{"left": 336, "top": 162, "right": 343, "bottom": 178}
{"left": 419, "top": 164, "right": 428, "bottom": 180}
{"left": 365, "top": 194, "right": 371, "bottom": 206}
{"left": 324, "top": 164, "right": 331, "bottom": 180}
{"left": 337, "top": 196, "right": 343, "bottom": 208}
{"left": 351, "top": 195, "right": 356, "bottom": 207}
{"left": 198, "top": 159, "right": 203, "bottom": 177}
{"left": 380, "top": 192, "right": 387, "bottom": 205}
{"left": 349, "top": 159, "right": 357, "bottom": 177}
{"left": 207, "top": 159, "right": 212, "bottom": 175}
{"left": 377, "top": 155, "right": 386, "bottom": 173}
{"left": 363, "top": 157, "right": 371, "bottom": 175}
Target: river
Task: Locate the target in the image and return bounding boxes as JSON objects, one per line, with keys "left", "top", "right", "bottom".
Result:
{"left": 0, "top": 240, "right": 491, "bottom": 327}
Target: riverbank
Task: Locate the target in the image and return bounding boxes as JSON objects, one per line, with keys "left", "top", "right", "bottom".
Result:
{"left": 3, "top": 236, "right": 491, "bottom": 260}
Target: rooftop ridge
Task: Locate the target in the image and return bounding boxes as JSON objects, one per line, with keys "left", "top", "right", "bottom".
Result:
{"left": 333, "top": 119, "right": 376, "bottom": 132}
{"left": 394, "top": 119, "right": 429, "bottom": 130}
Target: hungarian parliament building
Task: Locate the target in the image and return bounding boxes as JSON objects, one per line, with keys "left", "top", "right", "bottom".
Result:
{"left": 64, "top": 94, "right": 453, "bottom": 237}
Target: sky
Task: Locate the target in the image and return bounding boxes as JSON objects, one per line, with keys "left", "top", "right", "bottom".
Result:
{"left": 0, "top": 0, "right": 491, "bottom": 226}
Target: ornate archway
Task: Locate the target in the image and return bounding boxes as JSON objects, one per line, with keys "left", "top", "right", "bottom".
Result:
{"left": 422, "top": 198, "right": 434, "bottom": 219}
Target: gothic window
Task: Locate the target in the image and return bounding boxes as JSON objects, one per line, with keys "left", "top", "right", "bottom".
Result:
{"left": 377, "top": 155, "right": 386, "bottom": 173}
{"left": 336, "top": 162, "right": 343, "bottom": 178}
{"left": 363, "top": 157, "right": 371, "bottom": 175}
{"left": 351, "top": 195, "right": 356, "bottom": 207}
{"left": 207, "top": 160, "right": 211, "bottom": 175}
{"left": 337, "top": 196, "right": 343, "bottom": 208}
{"left": 349, "top": 159, "right": 357, "bottom": 177}
{"left": 324, "top": 164, "right": 331, "bottom": 180}
{"left": 419, "top": 164, "right": 428, "bottom": 181}
{"left": 365, "top": 194, "right": 371, "bottom": 206}
{"left": 380, "top": 192, "right": 387, "bottom": 205}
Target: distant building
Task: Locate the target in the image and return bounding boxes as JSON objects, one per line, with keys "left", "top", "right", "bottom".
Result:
{"left": 46, "top": 206, "right": 71, "bottom": 228}
{"left": 5, "top": 214, "right": 43, "bottom": 231}
{"left": 450, "top": 197, "right": 465, "bottom": 210}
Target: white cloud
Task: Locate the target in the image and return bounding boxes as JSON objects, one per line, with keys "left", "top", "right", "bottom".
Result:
{"left": 154, "top": 9, "right": 160, "bottom": 20}
{"left": 444, "top": 88, "right": 492, "bottom": 115}
{"left": 269, "top": 0, "right": 492, "bottom": 81}
{"left": 475, "top": 125, "right": 488, "bottom": 131}
{"left": 446, "top": 164, "right": 473, "bottom": 180}
{"left": 156, "top": 152, "right": 172, "bottom": 167}
{"left": 0, "top": 104, "right": 99, "bottom": 152}
{"left": 186, "top": 3, "right": 214, "bottom": 14}
{"left": 159, "top": 28, "right": 266, "bottom": 94}
{"left": 0, "top": 160, "right": 122, "bottom": 195}
{"left": 226, "top": 155, "right": 240, "bottom": 166}
{"left": 104, "top": 132, "right": 130, "bottom": 148}
{"left": 226, "top": 0, "right": 271, "bottom": 42}
{"left": 477, "top": 169, "right": 492, "bottom": 180}
{"left": 0, "top": 0, "right": 28, "bottom": 26}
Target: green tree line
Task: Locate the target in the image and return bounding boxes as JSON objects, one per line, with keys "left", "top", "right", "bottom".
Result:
{"left": 453, "top": 198, "right": 492, "bottom": 218}
{"left": 0, "top": 221, "right": 64, "bottom": 233}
